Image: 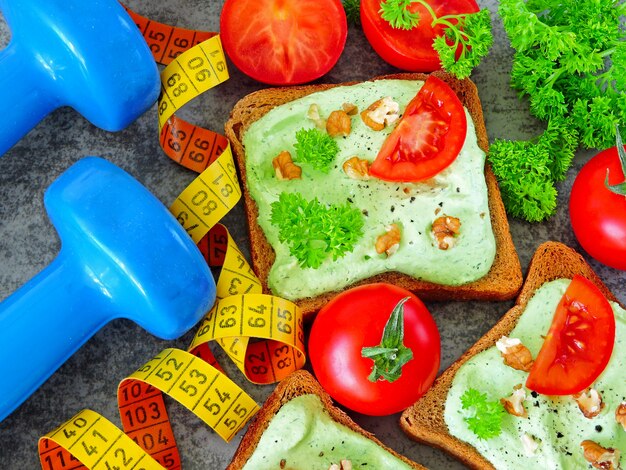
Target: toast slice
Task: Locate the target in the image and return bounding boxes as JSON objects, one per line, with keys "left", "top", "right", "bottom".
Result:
{"left": 399, "top": 241, "right": 622, "bottom": 469}
{"left": 226, "top": 369, "right": 426, "bottom": 470}
{"left": 225, "top": 71, "right": 522, "bottom": 318}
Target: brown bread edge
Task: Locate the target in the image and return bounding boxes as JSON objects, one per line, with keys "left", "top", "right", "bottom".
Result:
{"left": 226, "top": 369, "right": 426, "bottom": 470}
{"left": 224, "top": 71, "right": 523, "bottom": 319}
{"left": 398, "top": 241, "right": 621, "bottom": 470}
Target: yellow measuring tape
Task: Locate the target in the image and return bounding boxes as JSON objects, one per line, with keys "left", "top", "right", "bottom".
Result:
{"left": 38, "top": 7, "right": 305, "bottom": 469}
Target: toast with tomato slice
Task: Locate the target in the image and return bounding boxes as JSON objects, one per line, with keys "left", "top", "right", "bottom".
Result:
{"left": 399, "top": 241, "right": 622, "bottom": 469}
{"left": 225, "top": 72, "right": 522, "bottom": 318}
{"left": 226, "top": 369, "right": 427, "bottom": 470}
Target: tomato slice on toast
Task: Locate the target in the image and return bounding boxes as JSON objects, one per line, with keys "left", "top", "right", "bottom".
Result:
{"left": 369, "top": 76, "right": 467, "bottom": 182}
{"left": 526, "top": 275, "right": 615, "bottom": 395}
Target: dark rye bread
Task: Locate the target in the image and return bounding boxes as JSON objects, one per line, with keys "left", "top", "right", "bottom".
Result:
{"left": 399, "top": 241, "right": 622, "bottom": 469}
{"left": 226, "top": 369, "right": 426, "bottom": 470}
{"left": 225, "top": 71, "right": 522, "bottom": 318}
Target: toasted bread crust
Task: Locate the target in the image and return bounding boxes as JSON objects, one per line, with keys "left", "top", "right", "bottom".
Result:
{"left": 226, "top": 370, "right": 425, "bottom": 470}
{"left": 225, "top": 72, "right": 522, "bottom": 319}
{"left": 399, "top": 241, "right": 622, "bottom": 470}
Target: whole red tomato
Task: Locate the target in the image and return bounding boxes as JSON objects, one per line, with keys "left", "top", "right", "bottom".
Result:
{"left": 360, "top": 0, "right": 479, "bottom": 71}
{"left": 220, "top": 0, "right": 347, "bottom": 85}
{"left": 308, "top": 283, "right": 440, "bottom": 416}
{"left": 570, "top": 144, "right": 626, "bottom": 270}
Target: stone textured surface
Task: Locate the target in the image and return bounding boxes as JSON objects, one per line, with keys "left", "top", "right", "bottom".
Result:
{"left": 0, "top": 1, "right": 624, "bottom": 469}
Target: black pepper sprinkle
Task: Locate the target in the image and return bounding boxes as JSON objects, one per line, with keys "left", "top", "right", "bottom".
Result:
{"left": 438, "top": 201, "right": 443, "bottom": 207}
{"left": 456, "top": 187, "right": 460, "bottom": 193}
{"left": 410, "top": 197, "right": 416, "bottom": 203}
{"left": 531, "top": 391, "right": 538, "bottom": 398}
{"left": 391, "top": 206, "right": 395, "bottom": 212}
{"left": 534, "top": 401, "right": 540, "bottom": 407}
{"left": 363, "top": 210, "right": 369, "bottom": 216}
{"left": 557, "top": 432, "right": 564, "bottom": 439}
{"left": 596, "top": 425, "right": 603, "bottom": 432}
{"left": 319, "top": 451, "right": 324, "bottom": 457}
{"left": 347, "top": 197, "right": 353, "bottom": 203}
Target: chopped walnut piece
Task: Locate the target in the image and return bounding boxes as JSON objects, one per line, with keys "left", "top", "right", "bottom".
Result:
{"left": 375, "top": 223, "right": 401, "bottom": 256}
{"left": 495, "top": 336, "right": 534, "bottom": 372}
{"left": 272, "top": 151, "right": 302, "bottom": 180}
{"left": 326, "top": 110, "right": 352, "bottom": 137}
{"left": 431, "top": 215, "right": 461, "bottom": 250}
{"left": 343, "top": 156, "right": 370, "bottom": 180}
{"left": 307, "top": 103, "right": 326, "bottom": 129}
{"left": 361, "top": 97, "right": 400, "bottom": 131}
{"left": 616, "top": 402, "right": 626, "bottom": 431}
{"left": 573, "top": 388, "right": 605, "bottom": 419}
{"left": 521, "top": 434, "right": 539, "bottom": 456}
{"left": 342, "top": 102, "right": 358, "bottom": 115}
{"left": 581, "top": 440, "right": 621, "bottom": 470}
{"left": 328, "top": 461, "right": 352, "bottom": 470}
{"left": 501, "top": 384, "right": 528, "bottom": 418}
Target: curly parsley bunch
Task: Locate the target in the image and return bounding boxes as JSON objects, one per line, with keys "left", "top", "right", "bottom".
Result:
{"left": 491, "top": 0, "right": 626, "bottom": 222}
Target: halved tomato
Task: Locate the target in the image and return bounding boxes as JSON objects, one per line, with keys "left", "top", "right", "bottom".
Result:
{"left": 369, "top": 76, "right": 467, "bottom": 182}
{"left": 220, "top": 0, "right": 347, "bottom": 85}
{"left": 526, "top": 275, "right": 616, "bottom": 396}
{"left": 361, "top": 0, "right": 480, "bottom": 71}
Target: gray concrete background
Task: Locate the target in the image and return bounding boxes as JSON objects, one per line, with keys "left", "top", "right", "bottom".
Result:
{"left": 0, "top": 0, "right": 623, "bottom": 468}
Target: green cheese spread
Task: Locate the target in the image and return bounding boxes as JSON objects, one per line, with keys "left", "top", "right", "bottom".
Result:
{"left": 445, "top": 278, "right": 626, "bottom": 469}
{"left": 242, "top": 79, "right": 496, "bottom": 300}
{"left": 241, "top": 394, "right": 413, "bottom": 469}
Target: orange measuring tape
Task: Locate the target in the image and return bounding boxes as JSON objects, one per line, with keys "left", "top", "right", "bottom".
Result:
{"left": 38, "top": 7, "right": 305, "bottom": 469}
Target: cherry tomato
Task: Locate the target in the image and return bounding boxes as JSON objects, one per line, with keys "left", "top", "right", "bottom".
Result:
{"left": 360, "top": 0, "right": 479, "bottom": 71}
{"left": 220, "top": 0, "right": 347, "bottom": 85}
{"left": 570, "top": 145, "right": 626, "bottom": 270}
{"left": 308, "top": 283, "right": 440, "bottom": 416}
{"left": 369, "top": 76, "right": 467, "bottom": 182}
{"left": 526, "top": 275, "right": 615, "bottom": 395}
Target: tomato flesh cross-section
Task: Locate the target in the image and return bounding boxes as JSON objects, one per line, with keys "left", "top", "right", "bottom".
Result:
{"left": 369, "top": 75, "right": 467, "bottom": 182}
{"left": 526, "top": 275, "right": 615, "bottom": 396}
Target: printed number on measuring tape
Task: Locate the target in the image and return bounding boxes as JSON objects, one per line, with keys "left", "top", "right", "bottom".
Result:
{"left": 39, "top": 6, "right": 307, "bottom": 469}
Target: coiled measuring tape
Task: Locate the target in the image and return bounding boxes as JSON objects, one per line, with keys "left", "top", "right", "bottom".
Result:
{"left": 38, "top": 7, "right": 305, "bottom": 469}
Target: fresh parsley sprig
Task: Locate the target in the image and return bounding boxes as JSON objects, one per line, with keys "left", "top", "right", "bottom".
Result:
{"left": 460, "top": 388, "right": 505, "bottom": 440}
{"left": 490, "top": 0, "right": 626, "bottom": 222}
{"left": 270, "top": 192, "right": 364, "bottom": 269}
{"left": 343, "top": 0, "right": 361, "bottom": 26}
{"left": 379, "top": 0, "right": 493, "bottom": 79}
{"left": 294, "top": 128, "right": 340, "bottom": 173}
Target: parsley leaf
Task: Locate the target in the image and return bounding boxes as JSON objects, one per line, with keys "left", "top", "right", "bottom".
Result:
{"left": 379, "top": 0, "right": 493, "bottom": 78}
{"left": 460, "top": 388, "right": 505, "bottom": 440}
{"left": 491, "top": 0, "right": 626, "bottom": 221}
{"left": 379, "top": 0, "right": 419, "bottom": 30}
{"left": 343, "top": 0, "right": 361, "bottom": 26}
{"left": 270, "top": 192, "right": 364, "bottom": 269}
{"left": 294, "top": 128, "right": 340, "bottom": 173}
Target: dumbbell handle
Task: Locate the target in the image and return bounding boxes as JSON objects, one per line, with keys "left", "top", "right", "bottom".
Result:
{"left": 0, "top": 251, "right": 112, "bottom": 422}
{"left": 0, "top": 41, "right": 56, "bottom": 155}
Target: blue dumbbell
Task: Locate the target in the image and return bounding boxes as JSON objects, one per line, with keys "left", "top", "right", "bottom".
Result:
{"left": 0, "top": 0, "right": 159, "bottom": 155}
{"left": 0, "top": 157, "right": 216, "bottom": 421}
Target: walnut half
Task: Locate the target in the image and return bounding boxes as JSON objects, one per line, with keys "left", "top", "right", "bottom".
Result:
{"left": 495, "top": 336, "right": 534, "bottom": 372}
{"left": 272, "top": 151, "right": 301, "bottom": 180}
{"left": 431, "top": 215, "right": 461, "bottom": 250}
{"left": 375, "top": 223, "right": 401, "bottom": 256}
{"left": 328, "top": 460, "right": 352, "bottom": 470}
{"left": 361, "top": 97, "right": 399, "bottom": 131}
{"left": 581, "top": 440, "right": 621, "bottom": 470}
{"left": 573, "top": 388, "right": 605, "bottom": 419}
{"left": 616, "top": 402, "right": 626, "bottom": 431}
{"left": 326, "top": 110, "right": 352, "bottom": 137}
{"left": 343, "top": 156, "right": 370, "bottom": 180}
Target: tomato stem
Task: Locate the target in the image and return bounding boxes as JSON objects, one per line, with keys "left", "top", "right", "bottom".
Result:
{"left": 361, "top": 297, "right": 414, "bottom": 383}
{"left": 605, "top": 125, "right": 626, "bottom": 196}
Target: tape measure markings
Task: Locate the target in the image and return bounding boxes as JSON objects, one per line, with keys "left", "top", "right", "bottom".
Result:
{"left": 40, "top": 6, "right": 306, "bottom": 468}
